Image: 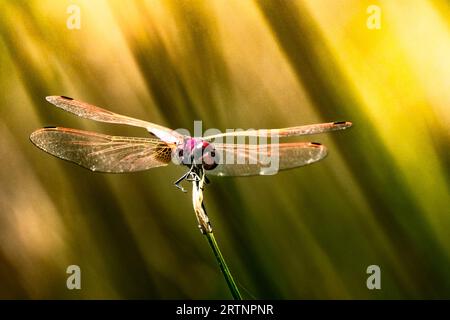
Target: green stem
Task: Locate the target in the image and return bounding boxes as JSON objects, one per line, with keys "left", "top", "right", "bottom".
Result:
{"left": 205, "top": 231, "right": 242, "bottom": 300}
{"left": 190, "top": 166, "right": 242, "bottom": 299}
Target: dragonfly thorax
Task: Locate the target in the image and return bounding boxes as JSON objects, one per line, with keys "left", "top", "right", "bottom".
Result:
{"left": 175, "top": 138, "right": 219, "bottom": 171}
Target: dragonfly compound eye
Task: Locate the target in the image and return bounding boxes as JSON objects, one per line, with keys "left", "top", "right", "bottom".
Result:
{"left": 172, "top": 145, "right": 186, "bottom": 165}
{"left": 201, "top": 143, "right": 219, "bottom": 170}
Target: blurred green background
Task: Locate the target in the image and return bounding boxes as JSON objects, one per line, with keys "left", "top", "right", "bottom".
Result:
{"left": 0, "top": 0, "right": 449, "bottom": 299}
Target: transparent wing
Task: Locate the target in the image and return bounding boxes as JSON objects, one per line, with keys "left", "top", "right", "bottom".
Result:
{"left": 208, "top": 142, "right": 327, "bottom": 176}
{"left": 204, "top": 121, "right": 352, "bottom": 141}
{"left": 30, "top": 127, "right": 175, "bottom": 173}
{"left": 45, "top": 96, "right": 184, "bottom": 143}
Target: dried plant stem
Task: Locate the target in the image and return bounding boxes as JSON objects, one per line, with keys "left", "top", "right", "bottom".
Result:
{"left": 191, "top": 166, "right": 242, "bottom": 300}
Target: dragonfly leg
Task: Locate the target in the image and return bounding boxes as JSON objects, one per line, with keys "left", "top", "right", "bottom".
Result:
{"left": 186, "top": 166, "right": 203, "bottom": 182}
{"left": 186, "top": 173, "right": 200, "bottom": 182}
{"left": 173, "top": 172, "right": 189, "bottom": 193}
{"left": 173, "top": 165, "right": 207, "bottom": 192}
{"left": 173, "top": 165, "right": 195, "bottom": 192}
{"left": 174, "top": 182, "right": 187, "bottom": 193}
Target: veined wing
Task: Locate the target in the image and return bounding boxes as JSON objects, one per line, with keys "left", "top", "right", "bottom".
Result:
{"left": 208, "top": 142, "right": 327, "bottom": 176}
{"left": 204, "top": 121, "right": 352, "bottom": 141}
{"left": 30, "top": 127, "right": 175, "bottom": 173}
{"left": 45, "top": 96, "right": 184, "bottom": 143}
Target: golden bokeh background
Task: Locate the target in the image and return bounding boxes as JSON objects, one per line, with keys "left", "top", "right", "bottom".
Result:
{"left": 0, "top": 0, "right": 449, "bottom": 299}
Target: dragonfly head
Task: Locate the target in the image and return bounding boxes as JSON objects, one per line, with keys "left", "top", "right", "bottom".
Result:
{"left": 174, "top": 138, "right": 219, "bottom": 170}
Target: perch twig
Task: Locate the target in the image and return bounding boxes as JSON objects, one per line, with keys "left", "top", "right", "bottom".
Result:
{"left": 191, "top": 166, "right": 242, "bottom": 300}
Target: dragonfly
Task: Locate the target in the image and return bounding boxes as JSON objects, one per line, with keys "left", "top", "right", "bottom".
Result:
{"left": 30, "top": 96, "right": 352, "bottom": 191}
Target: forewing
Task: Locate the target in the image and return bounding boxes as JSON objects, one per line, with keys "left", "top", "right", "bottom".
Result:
{"left": 45, "top": 96, "right": 184, "bottom": 143}
{"left": 30, "top": 127, "right": 175, "bottom": 173}
{"left": 204, "top": 121, "right": 352, "bottom": 141}
{"left": 208, "top": 142, "right": 327, "bottom": 176}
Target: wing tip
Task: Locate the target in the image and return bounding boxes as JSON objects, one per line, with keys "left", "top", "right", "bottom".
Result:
{"left": 29, "top": 131, "right": 37, "bottom": 144}
{"left": 29, "top": 129, "right": 44, "bottom": 146}
{"left": 46, "top": 95, "right": 74, "bottom": 104}
{"left": 300, "top": 142, "right": 327, "bottom": 162}
{"left": 45, "top": 96, "right": 56, "bottom": 103}
{"left": 29, "top": 127, "right": 59, "bottom": 145}
{"left": 333, "top": 121, "right": 353, "bottom": 129}
{"left": 309, "top": 142, "right": 328, "bottom": 159}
